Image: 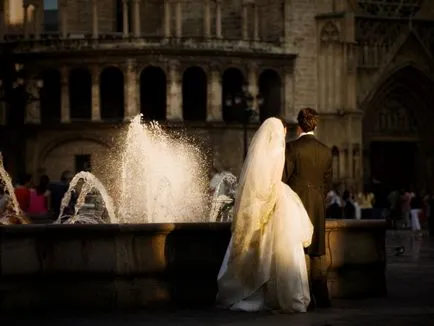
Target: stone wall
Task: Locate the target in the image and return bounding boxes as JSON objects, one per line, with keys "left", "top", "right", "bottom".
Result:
{"left": 0, "top": 220, "right": 387, "bottom": 311}
{"left": 25, "top": 123, "right": 258, "bottom": 182}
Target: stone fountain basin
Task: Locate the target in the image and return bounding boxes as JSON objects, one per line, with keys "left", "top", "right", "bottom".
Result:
{"left": 0, "top": 220, "right": 386, "bottom": 311}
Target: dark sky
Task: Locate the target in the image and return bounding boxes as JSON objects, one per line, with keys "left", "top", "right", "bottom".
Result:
{"left": 44, "top": 0, "right": 58, "bottom": 10}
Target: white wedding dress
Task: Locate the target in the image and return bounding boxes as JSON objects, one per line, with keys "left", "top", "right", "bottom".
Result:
{"left": 217, "top": 118, "right": 313, "bottom": 313}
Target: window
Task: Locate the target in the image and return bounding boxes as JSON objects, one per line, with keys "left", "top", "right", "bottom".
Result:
{"left": 43, "top": 0, "right": 59, "bottom": 32}
{"left": 75, "top": 154, "right": 91, "bottom": 172}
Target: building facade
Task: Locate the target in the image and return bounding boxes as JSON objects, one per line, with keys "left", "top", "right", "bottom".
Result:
{"left": 1, "top": 0, "right": 434, "bottom": 192}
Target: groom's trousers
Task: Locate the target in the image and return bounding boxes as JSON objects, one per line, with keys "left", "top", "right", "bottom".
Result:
{"left": 307, "top": 255, "right": 330, "bottom": 307}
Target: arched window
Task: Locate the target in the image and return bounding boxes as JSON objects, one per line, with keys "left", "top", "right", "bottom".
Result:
{"left": 43, "top": 0, "right": 59, "bottom": 32}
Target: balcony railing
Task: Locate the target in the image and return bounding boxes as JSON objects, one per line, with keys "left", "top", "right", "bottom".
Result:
{"left": 1, "top": 33, "right": 294, "bottom": 56}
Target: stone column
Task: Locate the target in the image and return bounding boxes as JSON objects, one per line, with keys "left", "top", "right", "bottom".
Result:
{"left": 131, "top": 0, "right": 141, "bottom": 37}
{"left": 339, "top": 147, "right": 346, "bottom": 180}
{"left": 207, "top": 63, "right": 222, "bottom": 121}
{"left": 166, "top": 61, "right": 183, "bottom": 121}
{"left": 60, "top": 0, "right": 68, "bottom": 38}
{"left": 253, "top": 3, "right": 259, "bottom": 41}
{"left": 60, "top": 67, "right": 70, "bottom": 123}
{"left": 92, "top": 0, "right": 98, "bottom": 39}
{"left": 347, "top": 117, "right": 354, "bottom": 181}
{"left": 247, "top": 64, "right": 258, "bottom": 116}
{"left": 23, "top": 4, "right": 29, "bottom": 39}
{"left": 215, "top": 0, "right": 222, "bottom": 38}
{"left": 34, "top": 5, "right": 41, "bottom": 39}
{"left": 283, "top": 66, "right": 295, "bottom": 121}
{"left": 122, "top": 0, "right": 129, "bottom": 37}
{"left": 175, "top": 0, "right": 182, "bottom": 37}
{"left": 25, "top": 81, "right": 41, "bottom": 124}
{"left": 283, "top": 0, "right": 290, "bottom": 50}
{"left": 203, "top": 0, "right": 211, "bottom": 38}
{"left": 164, "top": 0, "right": 171, "bottom": 37}
{"left": 241, "top": 2, "right": 248, "bottom": 40}
{"left": 124, "top": 59, "right": 140, "bottom": 120}
{"left": 91, "top": 65, "right": 101, "bottom": 121}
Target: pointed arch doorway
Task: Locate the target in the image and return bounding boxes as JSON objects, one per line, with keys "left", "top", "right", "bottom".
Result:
{"left": 363, "top": 65, "right": 434, "bottom": 191}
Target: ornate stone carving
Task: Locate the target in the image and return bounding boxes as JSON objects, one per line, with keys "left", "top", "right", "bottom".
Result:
{"left": 320, "top": 21, "right": 340, "bottom": 44}
{"left": 414, "top": 24, "right": 434, "bottom": 59}
{"left": 356, "top": 19, "right": 407, "bottom": 45}
{"left": 374, "top": 101, "right": 418, "bottom": 135}
{"left": 356, "top": 19, "right": 408, "bottom": 67}
{"left": 357, "top": 0, "right": 424, "bottom": 18}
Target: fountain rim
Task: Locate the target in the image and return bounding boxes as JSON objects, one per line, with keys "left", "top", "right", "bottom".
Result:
{"left": 0, "top": 220, "right": 386, "bottom": 235}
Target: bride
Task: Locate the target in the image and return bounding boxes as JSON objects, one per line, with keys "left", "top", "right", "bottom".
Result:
{"left": 217, "top": 117, "right": 313, "bottom": 313}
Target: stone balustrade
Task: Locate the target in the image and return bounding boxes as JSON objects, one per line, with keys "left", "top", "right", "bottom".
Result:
{"left": 2, "top": 34, "right": 291, "bottom": 56}
{"left": 0, "top": 219, "right": 386, "bottom": 311}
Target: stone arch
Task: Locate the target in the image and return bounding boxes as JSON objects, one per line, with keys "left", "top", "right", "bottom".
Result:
{"left": 222, "top": 67, "right": 245, "bottom": 123}
{"left": 363, "top": 64, "right": 434, "bottom": 189}
{"left": 39, "top": 68, "right": 61, "bottom": 123}
{"left": 360, "top": 60, "right": 433, "bottom": 108}
{"left": 320, "top": 21, "right": 339, "bottom": 43}
{"left": 38, "top": 135, "right": 110, "bottom": 181}
{"left": 69, "top": 67, "right": 92, "bottom": 121}
{"left": 182, "top": 66, "right": 207, "bottom": 121}
{"left": 140, "top": 66, "right": 167, "bottom": 121}
{"left": 100, "top": 66, "right": 125, "bottom": 121}
{"left": 258, "top": 69, "right": 282, "bottom": 122}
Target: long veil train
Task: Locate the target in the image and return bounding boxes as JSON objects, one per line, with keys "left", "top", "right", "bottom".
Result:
{"left": 217, "top": 117, "right": 313, "bottom": 312}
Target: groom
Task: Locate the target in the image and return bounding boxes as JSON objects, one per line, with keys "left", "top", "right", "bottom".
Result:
{"left": 282, "top": 108, "right": 332, "bottom": 309}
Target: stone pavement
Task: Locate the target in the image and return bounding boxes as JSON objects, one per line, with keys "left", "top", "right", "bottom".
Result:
{"left": 2, "top": 230, "right": 434, "bottom": 326}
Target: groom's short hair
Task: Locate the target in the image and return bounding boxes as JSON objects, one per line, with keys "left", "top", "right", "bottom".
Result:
{"left": 297, "top": 108, "right": 318, "bottom": 132}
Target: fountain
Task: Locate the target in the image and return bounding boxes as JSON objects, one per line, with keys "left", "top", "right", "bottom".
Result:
{"left": 0, "top": 114, "right": 387, "bottom": 311}
{"left": 209, "top": 172, "right": 237, "bottom": 222}
{"left": 56, "top": 171, "right": 118, "bottom": 224}
{"left": 0, "top": 158, "right": 29, "bottom": 225}
{"left": 50, "top": 115, "right": 208, "bottom": 225}
{"left": 117, "top": 116, "right": 208, "bottom": 223}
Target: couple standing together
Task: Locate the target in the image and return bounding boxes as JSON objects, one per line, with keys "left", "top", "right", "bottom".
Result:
{"left": 217, "top": 108, "right": 332, "bottom": 313}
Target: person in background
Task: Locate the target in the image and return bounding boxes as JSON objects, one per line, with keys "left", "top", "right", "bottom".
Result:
{"left": 14, "top": 173, "right": 32, "bottom": 213}
{"left": 401, "top": 189, "right": 412, "bottom": 228}
{"left": 326, "top": 188, "right": 342, "bottom": 218}
{"left": 342, "top": 190, "right": 356, "bottom": 219}
{"left": 372, "top": 178, "right": 388, "bottom": 220}
{"left": 410, "top": 191, "right": 423, "bottom": 236}
{"left": 50, "top": 170, "right": 73, "bottom": 217}
{"left": 358, "top": 186, "right": 374, "bottom": 219}
{"left": 427, "top": 193, "right": 434, "bottom": 237}
{"left": 28, "top": 174, "right": 51, "bottom": 216}
{"left": 388, "top": 188, "right": 402, "bottom": 229}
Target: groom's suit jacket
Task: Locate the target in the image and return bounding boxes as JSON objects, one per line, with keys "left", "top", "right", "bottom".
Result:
{"left": 282, "top": 134, "right": 332, "bottom": 256}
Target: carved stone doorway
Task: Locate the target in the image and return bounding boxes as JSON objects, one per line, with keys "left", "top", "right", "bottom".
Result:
{"left": 363, "top": 65, "right": 434, "bottom": 192}
{"left": 370, "top": 141, "right": 418, "bottom": 191}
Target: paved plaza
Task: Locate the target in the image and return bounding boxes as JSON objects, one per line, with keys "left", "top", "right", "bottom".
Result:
{"left": 2, "top": 230, "right": 434, "bottom": 326}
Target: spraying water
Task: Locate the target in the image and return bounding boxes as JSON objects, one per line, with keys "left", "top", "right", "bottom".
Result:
{"left": 118, "top": 115, "right": 208, "bottom": 223}
{"left": 56, "top": 171, "right": 117, "bottom": 224}
{"left": 0, "top": 157, "right": 28, "bottom": 225}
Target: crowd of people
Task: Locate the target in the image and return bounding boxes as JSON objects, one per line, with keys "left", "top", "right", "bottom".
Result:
{"left": 325, "top": 179, "right": 434, "bottom": 236}
{"left": 0, "top": 170, "right": 73, "bottom": 222}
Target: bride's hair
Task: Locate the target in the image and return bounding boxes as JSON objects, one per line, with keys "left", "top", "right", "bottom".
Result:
{"left": 297, "top": 108, "right": 318, "bottom": 132}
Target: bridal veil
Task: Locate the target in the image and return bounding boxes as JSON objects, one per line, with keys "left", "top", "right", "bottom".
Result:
{"left": 217, "top": 117, "right": 286, "bottom": 305}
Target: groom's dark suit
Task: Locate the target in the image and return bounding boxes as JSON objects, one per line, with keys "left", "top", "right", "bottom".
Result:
{"left": 282, "top": 133, "right": 332, "bottom": 307}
